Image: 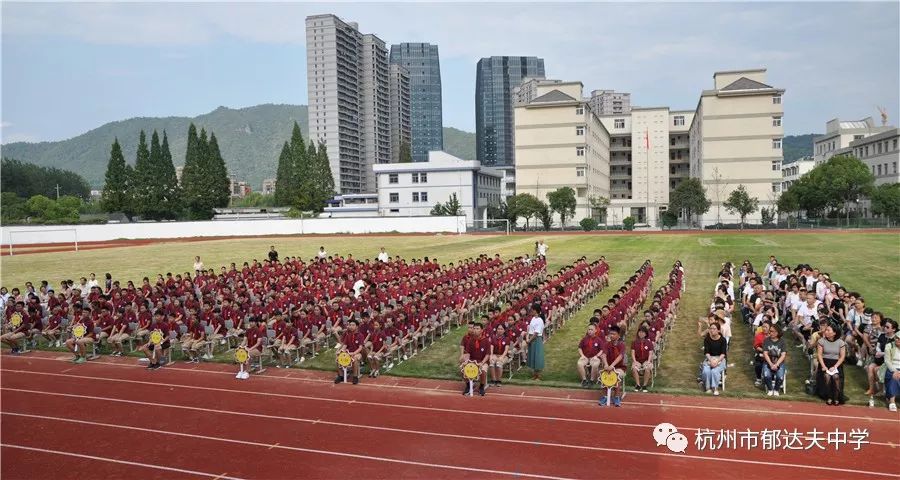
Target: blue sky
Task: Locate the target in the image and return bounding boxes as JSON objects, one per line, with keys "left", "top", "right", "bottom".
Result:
{"left": 2, "top": 1, "right": 898, "bottom": 143}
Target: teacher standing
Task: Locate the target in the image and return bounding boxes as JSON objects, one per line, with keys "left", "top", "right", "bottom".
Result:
{"left": 527, "top": 305, "right": 546, "bottom": 380}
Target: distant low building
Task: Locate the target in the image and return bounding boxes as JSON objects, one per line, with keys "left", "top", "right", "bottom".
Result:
{"left": 229, "top": 177, "right": 251, "bottom": 198}
{"left": 322, "top": 194, "right": 379, "bottom": 218}
{"left": 261, "top": 178, "right": 276, "bottom": 195}
{"left": 781, "top": 156, "right": 815, "bottom": 191}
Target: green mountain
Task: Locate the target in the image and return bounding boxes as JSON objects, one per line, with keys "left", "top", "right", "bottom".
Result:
{"left": 783, "top": 133, "right": 817, "bottom": 163}
{"left": 443, "top": 127, "right": 476, "bottom": 160}
{"left": 2, "top": 104, "right": 479, "bottom": 189}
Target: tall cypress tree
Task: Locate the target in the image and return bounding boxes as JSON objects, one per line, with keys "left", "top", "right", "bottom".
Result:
{"left": 181, "top": 123, "right": 204, "bottom": 219}
{"left": 314, "top": 141, "right": 335, "bottom": 212}
{"left": 140, "top": 130, "right": 165, "bottom": 219}
{"left": 159, "top": 131, "right": 181, "bottom": 219}
{"left": 132, "top": 130, "right": 152, "bottom": 218}
{"left": 274, "top": 141, "right": 293, "bottom": 206}
{"left": 101, "top": 138, "right": 130, "bottom": 216}
{"left": 288, "top": 122, "right": 309, "bottom": 210}
{"left": 207, "top": 132, "right": 230, "bottom": 208}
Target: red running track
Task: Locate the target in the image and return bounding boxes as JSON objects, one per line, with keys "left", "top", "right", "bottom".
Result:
{"left": 1, "top": 352, "right": 898, "bottom": 480}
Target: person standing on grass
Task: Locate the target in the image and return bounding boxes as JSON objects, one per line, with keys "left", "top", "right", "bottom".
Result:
{"left": 816, "top": 324, "right": 846, "bottom": 406}
{"left": 268, "top": 246, "right": 279, "bottom": 263}
{"left": 377, "top": 247, "right": 389, "bottom": 263}
{"left": 536, "top": 240, "right": 548, "bottom": 260}
{"left": 193, "top": 256, "right": 204, "bottom": 273}
{"left": 762, "top": 326, "right": 787, "bottom": 396}
{"left": 317, "top": 246, "right": 328, "bottom": 260}
{"left": 526, "top": 305, "right": 545, "bottom": 381}
{"left": 701, "top": 322, "right": 727, "bottom": 396}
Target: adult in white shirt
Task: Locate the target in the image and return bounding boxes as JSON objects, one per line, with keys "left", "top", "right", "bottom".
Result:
{"left": 86, "top": 273, "right": 99, "bottom": 291}
{"left": 317, "top": 247, "right": 327, "bottom": 260}
{"left": 193, "top": 256, "right": 204, "bottom": 272}
{"left": 377, "top": 247, "right": 389, "bottom": 263}
{"left": 536, "top": 240, "right": 548, "bottom": 259}
{"left": 526, "top": 305, "right": 545, "bottom": 380}
{"left": 352, "top": 278, "right": 367, "bottom": 298}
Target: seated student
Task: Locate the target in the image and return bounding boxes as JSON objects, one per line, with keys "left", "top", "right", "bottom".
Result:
{"left": 577, "top": 323, "right": 604, "bottom": 388}
{"left": 458, "top": 322, "right": 475, "bottom": 366}
{"left": 631, "top": 327, "right": 654, "bottom": 392}
{"left": 488, "top": 323, "right": 510, "bottom": 387}
{"left": 868, "top": 318, "right": 897, "bottom": 402}
{"left": 701, "top": 322, "right": 727, "bottom": 396}
{"left": 335, "top": 319, "right": 365, "bottom": 385}
{"left": 0, "top": 302, "right": 31, "bottom": 354}
{"left": 277, "top": 322, "right": 299, "bottom": 368}
{"left": 182, "top": 317, "right": 207, "bottom": 363}
{"left": 599, "top": 325, "right": 626, "bottom": 407}
{"left": 762, "top": 326, "right": 787, "bottom": 396}
{"left": 366, "top": 319, "right": 388, "bottom": 378}
{"left": 42, "top": 305, "right": 65, "bottom": 348}
{"left": 140, "top": 312, "right": 171, "bottom": 369}
{"left": 816, "top": 324, "right": 846, "bottom": 405}
{"left": 65, "top": 313, "right": 96, "bottom": 364}
{"left": 462, "top": 322, "right": 491, "bottom": 396}
{"left": 753, "top": 322, "right": 771, "bottom": 387}
{"left": 108, "top": 311, "right": 132, "bottom": 357}
{"left": 882, "top": 333, "right": 900, "bottom": 412}
{"left": 237, "top": 317, "right": 265, "bottom": 379}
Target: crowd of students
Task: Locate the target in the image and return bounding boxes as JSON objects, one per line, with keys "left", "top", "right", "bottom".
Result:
{"left": 0, "top": 249, "right": 549, "bottom": 385}
{"left": 736, "top": 257, "right": 899, "bottom": 411}
{"left": 456, "top": 257, "right": 610, "bottom": 395}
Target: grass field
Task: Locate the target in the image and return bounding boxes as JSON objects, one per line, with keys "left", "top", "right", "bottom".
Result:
{"left": 3, "top": 231, "right": 898, "bottom": 405}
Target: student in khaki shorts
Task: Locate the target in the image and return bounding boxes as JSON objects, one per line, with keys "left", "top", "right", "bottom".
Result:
{"left": 577, "top": 323, "right": 604, "bottom": 387}
{"left": 181, "top": 318, "right": 207, "bottom": 363}
{"left": 277, "top": 323, "right": 299, "bottom": 368}
{"left": 108, "top": 312, "right": 132, "bottom": 357}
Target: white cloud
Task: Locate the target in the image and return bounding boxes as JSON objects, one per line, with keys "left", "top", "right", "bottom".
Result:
{"left": 0, "top": 121, "right": 12, "bottom": 128}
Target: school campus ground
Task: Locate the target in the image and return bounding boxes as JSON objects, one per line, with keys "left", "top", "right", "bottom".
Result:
{"left": 2, "top": 230, "right": 899, "bottom": 479}
{"left": 2, "top": 230, "right": 898, "bottom": 403}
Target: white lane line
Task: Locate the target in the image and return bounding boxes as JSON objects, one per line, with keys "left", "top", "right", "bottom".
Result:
{"left": 4, "top": 366, "right": 896, "bottom": 431}
{"left": 4, "top": 356, "right": 898, "bottom": 423}
{"left": 1, "top": 412, "right": 574, "bottom": 480}
{"left": 4, "top": 386, "right": 896, "bottom": 451}
{"left": 0, "top": 443, "right": 246, "bottom": 480}
{"left": 3, "top": 410, "right": 894, "bottom": 479}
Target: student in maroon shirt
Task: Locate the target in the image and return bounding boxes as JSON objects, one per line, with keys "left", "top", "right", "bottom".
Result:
{"left": 488, "top": 323, "right": 510, "bottom": 387}
{"left": 366, "top": 319, "right": 388, "bottom": 378}
{"left": 65, "top": 313, "right": 96, "bottom": 364}
{"left": 630, "top": 327, "right": 655, "bottom": 392}
{"left": 335, "top": 319, "right": 365, "bottom": 385}
{"left": 577, "top": 323, "right": 605, "bottom": 387}
{"left": 140, "top": 312, "right": 172, "bottom": 369}
{"left": 41, "top": 306, "right": 65, "bottom": 348}
{"left": 458, "top": 322, "right": 475, "bottom": 367}
{"left": 599, "top": 326, "right": 626, "bottom": 407}
{"left": 239, "top": 317, "right": 265, "bottom": 375}
{"left": 463, "top": 323, "right": 491, "bottom": 396}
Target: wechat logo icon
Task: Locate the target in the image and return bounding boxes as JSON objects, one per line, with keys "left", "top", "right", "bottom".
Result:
{"left": 653, "top": 423, "right": 688, "bottom": 453}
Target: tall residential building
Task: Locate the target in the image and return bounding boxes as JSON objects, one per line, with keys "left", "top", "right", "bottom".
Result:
{"left": 361, "top": 33, "right": 391, "bottom": 192}
{"left": 389, "top": 43, "right": 443, "bottom": 162}
{"left": 689, "top": 68, "right": 785, "bottom": 224}
{"left": 513, "top": 78, "right": 562, "bottom": 106}
{"left": 812, "top": 117, "right": 891, "bottom": 165}
{"left": 589, "top": 90, "right": 631, "bottom": 115}
{"left": 306, "top": 14, "right": 391, "bottom": 194}
{"left": 475, "top": 56, "right": 545, "bottom": 168}
{"left": 598, "top": 108, "right": 693, "bottom": 226}
{"left": 389, "top": 64, "right": 411, "bottom": 163}
{"left": 514, "top": 80, "right": 610, "bottom": 224}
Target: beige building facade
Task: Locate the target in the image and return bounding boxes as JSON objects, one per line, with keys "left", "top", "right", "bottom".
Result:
{"left": 689, "top": 69, "right": 785, "bottom": 224}
{"left": 514, "top": 81, "right": 610, "bottom": 226}
{"left": 598, "top": 108, "right": 693, "bottom": 226}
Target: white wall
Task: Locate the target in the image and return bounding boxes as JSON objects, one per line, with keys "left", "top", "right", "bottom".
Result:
{"left": 2, "top": 216, "right": 467, "bottom": 246}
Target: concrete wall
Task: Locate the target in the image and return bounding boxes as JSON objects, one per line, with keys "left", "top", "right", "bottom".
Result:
{"left": 2, "top": 216, "right": 467, "bottom": 246}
